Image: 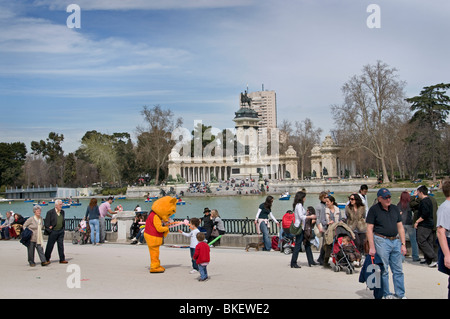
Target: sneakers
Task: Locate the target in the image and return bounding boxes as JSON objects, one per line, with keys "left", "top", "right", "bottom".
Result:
{"left": 428, "top": 261, "right": 437, "bottom": 268}
{"left": 189, "top": 269, "right": 198, "bottom": 274}
{"left": 383, "top": 294, "right": 407, "bottom": 299}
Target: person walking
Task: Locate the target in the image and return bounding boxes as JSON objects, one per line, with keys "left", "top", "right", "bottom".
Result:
{"left": 315, "top": 191, "right": 328, "bottom": 265}
{"left": 85, "top": 198, "right": 100, "bottom": 245}
{"left": 436, "top": 180, "right": 450, "bottom": 299}
{"left": 414, "top": 185, "right": 437, "bottom": 267}
{"left": 44, "top": 199, "right": 68, "bottom": 264}
{"left": 23, "top": 205, "right": 50, "bottom": 267}
{"left": 255, "top": 196, "right": 279, "bottom": 251}
{"left": 397, "top": 191, "right": 420, "bottom": 261}
{"left": 366, "top": 188, "right": 407, "bottom": 299}
{"left": 290, "top": 191, "right": 317, "bottom": 268}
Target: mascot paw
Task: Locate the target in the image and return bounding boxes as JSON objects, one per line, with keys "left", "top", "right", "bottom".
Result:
{"left": 150, "top": 266, "right": 165, "bottom": 273}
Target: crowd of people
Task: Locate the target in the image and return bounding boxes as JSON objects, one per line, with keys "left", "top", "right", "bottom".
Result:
{"left": 1, "top": 181, "right": 450, "bottom": 298}
{"left": 253, "top": 183, "right": 450, "bottom": 299}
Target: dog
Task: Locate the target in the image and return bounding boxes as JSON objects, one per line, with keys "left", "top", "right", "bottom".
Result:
{"left": 245, "top": 242, "right": 264, "bottom": 251}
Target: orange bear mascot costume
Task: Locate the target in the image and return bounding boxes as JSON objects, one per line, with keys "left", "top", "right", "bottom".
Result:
{"left": 144, "top": 196, "right": 178, "bottom": 273}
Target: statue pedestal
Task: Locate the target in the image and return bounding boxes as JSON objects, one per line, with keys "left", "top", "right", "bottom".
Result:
{"left": 115, "top": 211, "right": 136, "bottom": 243}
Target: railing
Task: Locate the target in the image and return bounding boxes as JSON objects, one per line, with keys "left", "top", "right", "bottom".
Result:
{"left": 65, "top": 217, "right": 112, "bottom": 232}
{"left": 169, "top": 217, "right": 280, "bottom": 236}
{"left": 62, "top": 217, "right": 280, "bottom": 235}
{"left": 1, "top": 217, "right": 279, "bottom": 235}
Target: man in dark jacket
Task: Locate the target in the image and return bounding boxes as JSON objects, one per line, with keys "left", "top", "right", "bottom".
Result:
{"left": 414, "top": 185, "right": 437, "bottom": 267}
{"left": 44, "top": 200, "right": 68, "bottom": 264}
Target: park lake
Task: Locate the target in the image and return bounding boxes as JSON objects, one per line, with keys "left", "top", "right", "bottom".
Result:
{"left": 1, "top": 190, "right": 446, "bottom": 220}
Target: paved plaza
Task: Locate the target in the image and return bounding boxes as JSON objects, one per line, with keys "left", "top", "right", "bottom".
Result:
{"left": 1, "top": 239, "right": 448, "bottom": 301}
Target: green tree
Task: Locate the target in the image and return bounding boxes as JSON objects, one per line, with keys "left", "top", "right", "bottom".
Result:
{"left": 63, "top": 152, "right": 77, "bottom": 186}
{"left": 405, "top": 83, "right": 450, "bottom": 181}
{"left": 79, "top": 130, "right": 120, "bottom": 184}
{"left": 0, "top": 142, "right": 27, "bottom": 187}
{"left": 31, "top": 132, "right": 65, "bottom": 184}
{"left": 31, "top": 132, "right": 64, "bottom": 162}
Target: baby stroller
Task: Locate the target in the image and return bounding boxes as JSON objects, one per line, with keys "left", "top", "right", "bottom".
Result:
{"left": 280, "top": 231, "right": 296, "bottom": 255}
{"left": 72, "top": 220, "right": 91, "bottom": 245}
{"left": 331, "top": 225, "right": 360, "bottom": 274}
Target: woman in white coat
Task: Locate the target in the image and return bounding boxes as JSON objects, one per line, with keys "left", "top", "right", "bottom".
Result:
{"left": 23, "top": 205, "right": 50, "bottom": 267}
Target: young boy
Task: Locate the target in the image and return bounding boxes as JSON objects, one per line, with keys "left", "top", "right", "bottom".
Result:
{"left": 179, "top": 218, "right": 200, "bottom": 274}
{"left": 193, "top": 232, "right": 210, "bottom": 281}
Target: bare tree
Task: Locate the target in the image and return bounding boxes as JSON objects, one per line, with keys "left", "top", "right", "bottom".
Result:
{"left": 136, "top": 105, "right": 183, "bottom": 185}
{"left": 292, "top": 118, "right": 322, "bottom": 180}
{"left": 331, "top": 61, "right": 409, "bottom": 183}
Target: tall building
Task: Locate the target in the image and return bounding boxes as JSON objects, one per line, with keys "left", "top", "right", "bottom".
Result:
{"left": 244, "top": 89, "right": 277, "bottom": 136}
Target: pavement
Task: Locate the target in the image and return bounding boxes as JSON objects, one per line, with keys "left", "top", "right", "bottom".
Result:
{"left": 1, "top": 239, "right": 448, "bottom": 301}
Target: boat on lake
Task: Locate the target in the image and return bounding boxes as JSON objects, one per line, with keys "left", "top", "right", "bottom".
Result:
{"left": 279, "top": 192, "right": 290, "bottom": 200}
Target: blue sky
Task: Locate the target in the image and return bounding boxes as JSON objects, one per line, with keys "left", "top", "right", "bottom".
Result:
{"left": 1, "top": 0, "right": 449, "bottom": 153}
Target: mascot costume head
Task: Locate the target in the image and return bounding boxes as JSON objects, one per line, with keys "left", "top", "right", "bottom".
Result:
{"left": 143, "top": 196, "right": 178, "bottom": 273}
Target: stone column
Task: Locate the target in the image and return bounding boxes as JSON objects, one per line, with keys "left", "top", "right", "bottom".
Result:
{"left": 115, "top": 211, "right": 136, "bottom": 243}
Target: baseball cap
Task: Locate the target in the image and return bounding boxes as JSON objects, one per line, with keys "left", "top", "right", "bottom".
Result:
{"left": 377, "top": 188, "right": 391, "bottom": 199}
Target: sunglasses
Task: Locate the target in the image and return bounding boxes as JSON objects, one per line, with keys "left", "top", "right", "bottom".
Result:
{"left": 382, "top": 196, "right": 391, "bottom": 200}
{"left": 349, "top": 197, "right": 355, "bottom": 200}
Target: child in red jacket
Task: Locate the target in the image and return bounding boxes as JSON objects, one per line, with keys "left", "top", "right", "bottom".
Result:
{"left": 193, "top": 232, "right": 210, "bottom": 281}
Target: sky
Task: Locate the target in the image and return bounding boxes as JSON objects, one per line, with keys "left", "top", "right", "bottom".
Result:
{"left": 1, "top": 0, "right": 449, "bottom": 154}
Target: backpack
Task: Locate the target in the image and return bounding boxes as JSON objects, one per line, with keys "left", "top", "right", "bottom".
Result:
{"left": 271, "top": 236, "right": 279, "bottom": 250}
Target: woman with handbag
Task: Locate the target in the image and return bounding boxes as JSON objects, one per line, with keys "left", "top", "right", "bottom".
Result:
{"left": 290, "top": 191, "right": 317, "bottom": 268}
{"left": 23, "top": 205, "right": 50, "bottom": 267}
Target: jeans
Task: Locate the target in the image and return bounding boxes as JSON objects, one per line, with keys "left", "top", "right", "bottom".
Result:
{"left": 404, "top": 224, "right": 419, "bottom": 261}
{"left": 190, "top": 248, "right": 199, "bottom": 270}
{"left": 198, "top": 264, "right": 208, "bottom": 280}
{"left": 259, "top": 221, "right": 271, "bottom": 251}
{"left": 89, "top": 219, "right": 100, "bottom": 244}
{"left": 374, "top": 235, "right": 405, "bottom": 298}
{"left": 290, "top": 231, "right": 314, "bottom": 266}
{"left": 0, "top": 227, "right": 10, "bottom": 239}
{"left": 99, "top": 217, "right": 106, "bottom": 243}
